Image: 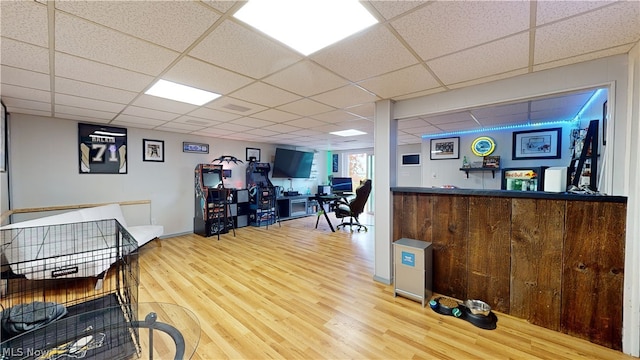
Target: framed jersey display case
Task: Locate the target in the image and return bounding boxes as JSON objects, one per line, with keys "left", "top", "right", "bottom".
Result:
{"left": 78, "top": 123, "right": 127, "bottom": 174}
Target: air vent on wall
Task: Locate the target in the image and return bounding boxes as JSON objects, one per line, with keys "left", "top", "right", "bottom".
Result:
{"left": 222, "top": 103, "right": 252, "bottom": 112}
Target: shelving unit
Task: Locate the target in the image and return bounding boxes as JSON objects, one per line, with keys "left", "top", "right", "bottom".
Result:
{"left": 460, "top": 167, "right": 500, "bottom": 178}
{"left": 568, "top": 119, "right": 599, "bottom": 190}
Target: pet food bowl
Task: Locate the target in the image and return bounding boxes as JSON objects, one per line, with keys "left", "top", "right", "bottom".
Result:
{"left": 464, "top": 299, "right": 491, "bottom": 316}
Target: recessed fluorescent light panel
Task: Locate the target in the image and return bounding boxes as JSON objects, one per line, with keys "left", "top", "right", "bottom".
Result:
{"left": 145, "top": 79, "right": 221, "bottom": 106}
{"left": 331, "top": 129, "right": 367, "bottom": 137}
{"left": 233, "top": 0, "right": 378, "bottom": 56}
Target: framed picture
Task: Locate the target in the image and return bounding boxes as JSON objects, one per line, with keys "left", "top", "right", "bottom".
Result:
{"left": 143, "top": 139, "right": 164, "bottom": 162}
{"left": 430, "top": 137, "right": 459, "bottom": 160}
{"left": 332, "top": 153, "right": 339, "bottom": 172}
{"left": 0, "top": 100, "right": 6, "bottom": 172}
{"left": 246, "top": 147, "right": 260, "bottom": 162}
{"left": 512, "top": 127, "right": 562, "bottom": 160}
{"left": 78, "top": 123, "right": 127, "bottom": 174}
{"left": 183, "top": 142, "right": 209, "bottom": 154}
{"left": 602, "top": 100, "right": 607, "bottom": 146}
{"left": 401, "top": 153, "right": 420, "bottom": 166}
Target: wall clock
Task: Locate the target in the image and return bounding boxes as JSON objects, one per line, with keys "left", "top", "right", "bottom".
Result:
{"left": 471, "top": 136, "right": 496, "bottom": 156}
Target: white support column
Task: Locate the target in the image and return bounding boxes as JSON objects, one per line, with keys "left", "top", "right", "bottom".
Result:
{"left": 373, "top": 99, "right": 396, "bottom": 284}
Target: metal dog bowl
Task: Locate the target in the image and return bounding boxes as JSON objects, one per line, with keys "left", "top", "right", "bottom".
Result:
{"left": 464, "top": 299, "right": 491, "bottom": 316}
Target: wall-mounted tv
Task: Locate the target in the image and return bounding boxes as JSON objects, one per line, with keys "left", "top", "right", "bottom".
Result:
{"left": 272, "top": 148, "right": 314, "bottom": 178}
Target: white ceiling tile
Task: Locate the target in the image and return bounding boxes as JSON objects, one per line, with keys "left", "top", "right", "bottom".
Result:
{"left": 263, "top": 60, "right": 348, "bottom": 97}
{"left": 213, "top": 122, "right": 254, "bottom": 132}
{"left": 290, "top": 129, "right": 324, "bottom": 137}
{"left": 2, "top": 97, "right": 50, "bottom": 112}
{"left": 189, "top": 20, "right": 302, "bottom": 79}
{"left": 536, "top": 1, "right": 613, "bottom": 25}
{"left": 436, "top": 120, "right": 482, "bottom": 131}
{"left": 1, "top": 1, "right": 48, "bottom": 46}
{"left": 1, "top": 66, "right": 50, "bottom": 91}
{"left": 55, "top": 53, "right": 155, "bottom": 92}
{"left": 55, "top": 12, "right": 179, "bottom": 76}
{"left": 311, "top": 25, "right": 417, "bottom": 82}
{"left": 393, "top": 87, "right": 446, "bottom": 101}
{"left": 284, "top": 117, "right": 327, "bottom": 128}
{"left": 1, "top": 84, "right": 50, "bottom": 103}
{"left": 122, "top": 106, "right": 179, "bottom": 121}
{"left": 110, "top": 121, "right": 155, "bottom": 129}
{"left": 206, "top": 97, "right": 267, "bottom": 116}
{"left": 428, "top": 33, "right": 530, "bottom": 85}
{"left": 533, "top": 45, "right": 632, "bottom": 72}
{"left": 344, "top": 103, "right": 375, "bottom": 119}
{"left": 229, "top": 117, "right": 275, "bottom": 128}
{"left": 170, "top": 116, "right": 221, "bottom": 127}
{"left": 311, "top": 110, "right": 363, "bottom": 124}
{"left": 398, "top": 118, "right": 431, "bottom": 130}
{"left": 277, "top": 98, "right": 335, "bottom": 117}
{"left": 268, "top": 133, "right": 300, "bottom": 140}
{"left": 423, "top": 112, "right": 472, "bottom": 126}
{"left": 368, "top": 1, "right": 426, "bottom": 21}
{"left": 311, "top": 85, "right": 378, "bottom": 109}
{"left": 56, "top": 94, "right": 126, "bottom": 113}
{"left": 55, "top": 105, "right": 115, "bottom": 120}
{"left": 250, "top": 109, "right": 300, "bottom": 123}
{"left": 156, "top": 123, "right": 206, "bottom": 132}
{"left": 188, "top": 107, "right": 242, "bottom": 122}
{"left": 55, "top": 1, "right": 219, "bottom": 52}
{"left": 198, "top": 127, "right": 236, "bottom": 136}
{"left": 1, "top": 38, "right": 50, "bottom": 73}
{"left": 201, "top": 1, "right": 237, "bottom": 14}
{"left": 263, "top": 123, "right": 301, "bottom": 133}
{"left": 55, "top": 113, "right": 111, "bottom": 124}
{"left": 447, "top": 68, "right": 528, "bottom": 90}
{"left": 113, "top": 114, "right": 166, "bottom": 126}
{"left": 163, "top": 56, "right": 254, "bottom": 96}
{"left": 358, "top": 64, "right": 440, "bottom": 99}
{"left": 392, "top": 1, "right": 530, "bottom": 60}
{"left": 229, "top": 82, "right": 301, "bottom": 107}
{"left": 55, "top": 77, "right": 137, "bottom": 104}
{"left": 534, "top": 3, "right": 640, "bottom": 64}
{"left": 131, "top": 94, "right": 198, "bottom": 115}
{"left": 246, "top": 128, "right": 279, "bottom": 137}
{"left": 4, "top": 107, "right": 51, "bottom": 117}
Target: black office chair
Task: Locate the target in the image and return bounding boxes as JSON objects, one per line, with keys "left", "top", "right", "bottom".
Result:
{"left": 335, "top": 179, "right": 372, "bottom": 232}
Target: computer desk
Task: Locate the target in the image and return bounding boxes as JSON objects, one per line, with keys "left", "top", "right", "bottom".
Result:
{"left": 310, "top": 193, "right": 354, "bottom": 232}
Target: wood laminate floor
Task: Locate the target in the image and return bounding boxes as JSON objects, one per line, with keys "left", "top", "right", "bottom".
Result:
{"left": 138, "top": 213, "right": 635, "bottom": 359}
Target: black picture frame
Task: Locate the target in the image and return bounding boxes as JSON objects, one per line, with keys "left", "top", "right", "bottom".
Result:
{"left": 332, "top": 153, "right": 339, "bottom": 172}
{"left": 602, "top": 100, "right": 607, "bottom": 146}
{"left": 246, "top": 147, "right": 260, "bottom": 162}
{"left": 78, "top": 123, "right": 128, "bottom": 174}
{"left": 183, "top": 142, "right": 209, "bottom": 154}
{"left": 401, "top": 153, "right": 421, "bottom": 166}
{"left": 512, "top": 127, "right": 562, "bottom": 160}
{"left": 430, "top": 137, "right": 460, "bottom": 160}
{"left": 0, "top": 100, "right": 6, "bottom": 172}
{"left": 143, "top": 139, "right": 164, "bottom": 162}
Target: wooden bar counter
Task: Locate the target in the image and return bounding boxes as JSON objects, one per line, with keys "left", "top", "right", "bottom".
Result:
{"left": 391, "top": 187, "right": 627, "bottom": 350}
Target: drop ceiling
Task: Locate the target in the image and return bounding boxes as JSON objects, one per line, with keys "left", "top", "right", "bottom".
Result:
{"left": 1, "top": 1, "right": 639, "bottom": 150}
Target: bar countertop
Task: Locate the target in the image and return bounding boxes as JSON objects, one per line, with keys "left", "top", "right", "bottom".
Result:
{"left": 390, "top": 187, "right": 627, "bottom": 203}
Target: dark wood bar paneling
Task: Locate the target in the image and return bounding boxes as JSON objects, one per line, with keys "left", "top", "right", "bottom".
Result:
{"left": 391, "top": 188, "right": 627, "bottom": 350}
{"left": 468, "top": 197, "right": 511, "bottom": 313}
{"left": 562, "top": 201, "right": 626, "bottom": 350}
{"left": 510, "top": 198, "right": 564, "bottom": 331}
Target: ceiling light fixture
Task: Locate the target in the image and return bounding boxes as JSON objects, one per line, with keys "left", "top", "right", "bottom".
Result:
{"left": 331, "top": 129, "right": 367, "bottom": 137}
{"left": 145, "top": 79, "right": 221, "bottom": 106}
{"left": 233, "top": 0, "right": 378, "bottom": 56}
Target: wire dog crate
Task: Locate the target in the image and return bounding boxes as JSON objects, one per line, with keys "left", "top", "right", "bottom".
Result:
{"left": 0, "top": 219, "right": 140, "bottom": 359}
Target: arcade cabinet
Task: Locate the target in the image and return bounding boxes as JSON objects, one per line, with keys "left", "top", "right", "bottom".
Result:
{"left": 246, "top": 162, "right": 279, "bottom": 227}
{"left": 194, "top": 163, "right": 233, "bottom": 238}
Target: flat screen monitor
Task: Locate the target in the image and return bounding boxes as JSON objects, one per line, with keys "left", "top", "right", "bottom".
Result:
{"left": 272, "top": 148, "right": 314, "bottom": 178}
{"left": 202, "top": 171, "right": 221, "bottom": 188}
{"left": 331, "top": 177, "right": 353, "bottom": 193}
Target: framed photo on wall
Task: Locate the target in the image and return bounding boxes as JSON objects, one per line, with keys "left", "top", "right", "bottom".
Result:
{"left": 430, "top": 137, "right": 459, "bottom": 160}
{"left": 246, "top": 147, "right": 260, "bottom": 162}
{"left": 183, "top": 142, "right": 209, "bottom": 154}
{"left": 332, "top": 153, "right": 339, "bottom": 172}
{"left": 143, "top": 139, "right": 164, "bottom": 162}
{"left": 78, "top": 123, "right": 127, "bottom": 174}
{"left": 512, "top": 127, "right": 562, "bottom": 160}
